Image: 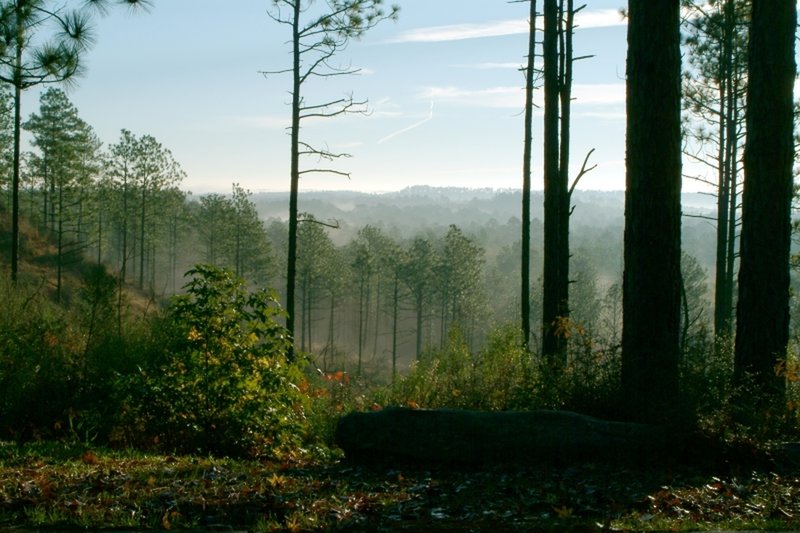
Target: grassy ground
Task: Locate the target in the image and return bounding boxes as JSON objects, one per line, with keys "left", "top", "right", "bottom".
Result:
{"left": 1, "top": 441, "right": 799, "bottom": 532}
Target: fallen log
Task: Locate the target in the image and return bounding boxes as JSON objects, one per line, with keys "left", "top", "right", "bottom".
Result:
{"left": 335, "top": 407, "right": 683, "bottom": 466}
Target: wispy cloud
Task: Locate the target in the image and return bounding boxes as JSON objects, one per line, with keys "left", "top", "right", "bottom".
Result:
{"left": 451, "top": 62, "right": 532, "bottom": 71}
{"left": 370, "top": 97, "right": 405, "bottom": 119}
{"left": 388, "top": 9, "right": 625, "bottom": 43}
{"left": 419, "top": 83, "right": 625, "bottom": 109}
{"left": 378, "top": 101, "right": 435, "bottom": 144}
{"left": 389, "top": 20, "right": 527, "bottom": 43}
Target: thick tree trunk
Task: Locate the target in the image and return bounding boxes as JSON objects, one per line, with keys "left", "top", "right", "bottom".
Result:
{"left": 336, "top": 408, "right": 678, "bottom": 466}
{"left": 734, "top": 0, "right": 796, "bottom": 400}
{"left": 621, "top": 0, "right": 682, "bottom": 423}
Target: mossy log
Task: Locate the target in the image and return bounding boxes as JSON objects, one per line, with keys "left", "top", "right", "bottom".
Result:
{"left": 335, "top": 407, "right": 684, "bottom": 466}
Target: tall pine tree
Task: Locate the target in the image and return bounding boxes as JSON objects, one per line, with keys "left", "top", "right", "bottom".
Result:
{"left": 734, "top": 0, "right": 796, "bottom": 401}
{"left": 621, "top": 0, "right": 683, "bottom": 423}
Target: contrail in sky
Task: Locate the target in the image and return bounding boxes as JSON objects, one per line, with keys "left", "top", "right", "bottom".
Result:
{"left": 378, "top": 101, "right": 435, "bottom": 144}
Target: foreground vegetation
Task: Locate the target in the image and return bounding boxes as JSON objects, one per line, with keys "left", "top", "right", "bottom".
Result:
{"left": 1, "top": 441, "right": 799, "bottom": 532}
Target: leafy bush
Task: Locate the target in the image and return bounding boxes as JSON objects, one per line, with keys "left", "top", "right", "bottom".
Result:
{"left": 113, "top": 265, "right": 307, "bottom": 458}
{"left": 386, "top": 326, "right": 538, "bottom": 411}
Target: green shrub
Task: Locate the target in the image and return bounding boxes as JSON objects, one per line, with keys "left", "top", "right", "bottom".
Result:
{"left": 113, "top": 265, "right": 307, "bottom": 459}
{"left": 380, "top": 321, "right": 620, "bottom": 417}
{"left": 386, "top": 326, "right": 537, "bottom": 411}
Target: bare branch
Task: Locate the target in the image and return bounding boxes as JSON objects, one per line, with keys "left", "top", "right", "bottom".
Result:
{"left": 568, "top": 148, "right": 596, "bottom": 198}
{"left": 683, "top": 174, "right": 717, "bottom": 187}
{"left": 682, "top": 149, "right": 721, "bottom": 171}
{"left": 298, "top": 168, "right": 352, "bottom": 178}
{"left": 682, "top": 173, "right": 717, "bottom": 188}
{"left": 300, "top": 95, "right": 368, "bottom": 119}
{"left": 683, "top": 213, "right": 718, "bottom": 222}
{"left": 298, "top": 141, "right": 353, "bottom": 161}
{"left": 298, "top": 216, "right": 341, "bottom": 229}
{"left": 259, "top": 67, "right": 293, "bottom": 78}
{"left": 299, "top": 47, "right": 338, "bottom": 84}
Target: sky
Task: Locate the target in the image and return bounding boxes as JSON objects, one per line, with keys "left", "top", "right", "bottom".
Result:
{"left": 51, "top": 0, "right": 638, "bottom": 195}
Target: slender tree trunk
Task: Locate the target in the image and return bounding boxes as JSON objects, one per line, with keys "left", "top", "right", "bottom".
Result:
{"left": 118, "top": 175, "right": 129, "bottom": 336}
{"left": 392, "top": 269, "right": 399, "bottom": 382}
{"left": 357, "top": 277, "right": 366, "bottom": 375}
{"left": 97, "top": 209, "right": 103, "bottom": 265}
{"left": 48, "top": 166, "right": 55, "bottom": 231}
{"left": 10, "top": 17, "right": 22, "bottom": 282}
{"left": 170, "top": 216, "right": 177, "bottom": 293}
{"left": 714, "top": 0, "right": 738, "bottom": 339}
{"left": 138, "top": 187, "right": 146, "bottom": 289}
{"left": 41, "top": 171, "right": 47, "bottom": 231}
{"left": 714, "top": 70, "right": 731, "bottom": 337}
{"left": 300, "top": 273, "right": 308, "bottom": 351}
{"left": 714, "top": 76, "right": 730, "bottom": 338}
{"left": 77, "top": 195, "right": 85, "bottom": 247}
{"left": 365, "top": 281, "right": 372, "bottom": 357}
{"left": 286, "top": 0, "right": 301, "bottom": 357}
{"left": 723, "top": 24, "right": 742, "bottom": 336}
{"left": 307, "top": 285, "right": 313, "bottom": 354}
{"left": 439, "top": 297, "right": 447, "bottom": 349}
{"left": 42, "top": 165, "right": 49, "bottom": 232}
{"left": 149, "top": 240, "right": 156, "bottom": 295}
{"left": 725, "top": 145, "right": 738, "bottom": 323}
{"left": 521, "top": 0, "right": 536, "bottom": 349}
{"left": 373, "top": 282, "right": 381, "bottom": 356}
{"left": 326, "top": 290, "right": 335, "bottom": 372}
{"left": 734, "top": 0, "right": 796, "bottom": 401}
{"left": 415, "top": 292, "right": 423, "bottom": 360}
{"left": 621, "top": 0, "right": 682, "bottom": 423}
{"left": 120, "top": 173, "right": 128, "bottom": 283}
{"left": 558, "top": 0, "right": 574, "bottom": 352}
{"left": 56, "top": 182, "right": 63, "bottom": 303}
{"left": 541, "top": 0, "right": 566, "bottom": 364}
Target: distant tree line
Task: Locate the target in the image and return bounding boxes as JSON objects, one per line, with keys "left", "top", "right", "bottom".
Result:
{"left": 0, "top": 87, "right": 272, "bottom": 302}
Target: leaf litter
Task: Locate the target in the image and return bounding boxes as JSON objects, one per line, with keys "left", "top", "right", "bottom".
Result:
{"left": 0, "top": 444, "right": 799, "bottom": 531}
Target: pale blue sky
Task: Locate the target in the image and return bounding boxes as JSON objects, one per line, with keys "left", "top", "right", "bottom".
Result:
{"left": 54, "top": 0, "right": 636, "bottom": 194}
